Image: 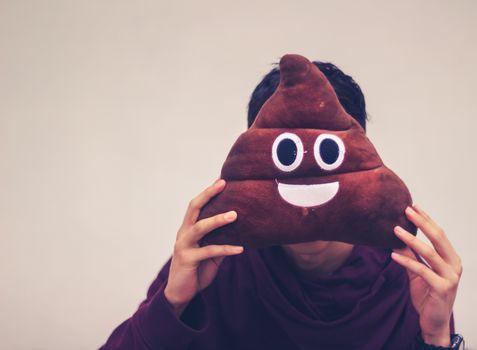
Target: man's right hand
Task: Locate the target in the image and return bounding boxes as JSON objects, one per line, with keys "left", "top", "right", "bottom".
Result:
{"left": 164, "top": 179, "right": 243, "bottom": 316}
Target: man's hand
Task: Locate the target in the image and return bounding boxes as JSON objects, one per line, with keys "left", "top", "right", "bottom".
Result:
{"left": 164, "top": 179, "right": 244, "bottom": 317}
{"left": 391, "top": 205, "right": 462, "bottom": 347}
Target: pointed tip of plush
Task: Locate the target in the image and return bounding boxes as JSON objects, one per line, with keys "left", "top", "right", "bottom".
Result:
{"left": 279, "top": 54, "right": 311, "bottom": 87}
{"left": 252, "top": 53, "right": 354, "bottom": 130}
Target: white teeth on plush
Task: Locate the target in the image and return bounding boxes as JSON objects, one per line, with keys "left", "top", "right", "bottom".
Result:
{"left": 277, "top": 181, "right": 339, "bottom": 207}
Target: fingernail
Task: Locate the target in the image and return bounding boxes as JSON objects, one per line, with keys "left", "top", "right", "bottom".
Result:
{"left": 394, "top": 226, "right": 404, "bottom": 234}
{"left": 224, "top": 210, "right": 237, "bottom": 221}
{"left": 232, "top": 246, "right": 243, "bottom": 252}
{"left": 391, "top": 252, "right": 401, "bottom": 259}
{"left": 214, "top": 179, "right": 225, "bottom": 187}
{"left": 405, "top": 206, "right": 416, "bottom": 215}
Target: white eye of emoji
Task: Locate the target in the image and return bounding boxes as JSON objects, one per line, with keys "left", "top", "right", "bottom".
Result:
{"left": 313, "top": 134, "right": 345, "bottom": 171}
{"left": 272, "top": 132, "right": 304, "bottom": 172}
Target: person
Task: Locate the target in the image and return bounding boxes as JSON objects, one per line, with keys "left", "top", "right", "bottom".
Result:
{"left": 99, "top": 61, "right": 463, "bottom": 350}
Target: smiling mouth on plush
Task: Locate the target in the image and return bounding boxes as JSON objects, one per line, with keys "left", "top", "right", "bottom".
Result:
{"left": 277, "top": 181, "right": 339, "bottom": 207}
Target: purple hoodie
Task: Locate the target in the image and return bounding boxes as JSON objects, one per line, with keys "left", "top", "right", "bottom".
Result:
{"left": 99, "top": 244, "right": 454, "bottom": 350}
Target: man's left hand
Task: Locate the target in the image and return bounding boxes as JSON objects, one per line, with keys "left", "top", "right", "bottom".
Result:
{"left": 391, "top": 205, "right": 462, "bottom": 347}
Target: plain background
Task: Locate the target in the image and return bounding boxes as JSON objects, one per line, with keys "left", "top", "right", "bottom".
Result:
{"left": 1, "top": 0, "right": 476, "bottom": 349}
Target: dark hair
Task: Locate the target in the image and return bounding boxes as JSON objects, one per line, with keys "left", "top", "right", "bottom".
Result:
{"left": 247, "top": 61, "right": 367, "bottom": 131}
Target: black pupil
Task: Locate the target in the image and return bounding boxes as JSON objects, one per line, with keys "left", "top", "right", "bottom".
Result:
{"left": 320, "top": 138, "right": 339, "bottom": 164}
{"left": 277, "top": 138, "right": 297, "bottom": 166}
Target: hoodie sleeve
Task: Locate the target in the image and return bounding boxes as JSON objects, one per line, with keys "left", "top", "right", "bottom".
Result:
{"left": 98, "top": 257, "right": 210, "bottom": 350}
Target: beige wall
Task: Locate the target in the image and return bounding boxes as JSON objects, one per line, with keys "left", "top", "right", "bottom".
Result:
{"left": 1, "top": 0, "right": 476, "bottom": 349}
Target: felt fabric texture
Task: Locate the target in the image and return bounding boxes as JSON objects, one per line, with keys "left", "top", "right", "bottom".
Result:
{"left": 99, "top": 245, "right": 455, "bottom": 349}
{"left": 198, "top": 53, "right": 416, "bottom": 249}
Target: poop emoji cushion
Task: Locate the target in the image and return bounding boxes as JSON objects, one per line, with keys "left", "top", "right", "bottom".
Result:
{"left": 198, "top": 54, "right": 416, "bottom": 249}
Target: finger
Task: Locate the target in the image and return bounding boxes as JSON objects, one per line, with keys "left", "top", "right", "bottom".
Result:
{"left": 393, "top": 245, "right": 417, "bottom": 260}
{"left": 412, "top": 204, "right": 439, "bottom": 227}
{"left": 394, "top": 226, "right": 456, "bottom": 280}
{"left": 413, "top": 204, "right": 463, "bottom": 277}
{"left": 191, "top": 244, "right": 244, "bottom": 261}
{"left": 395, "top": 245, "right": 432, "bottom": 269}
{"left": 412, "top": 205, "right": 461, "bottom": 267}
{"left": 391, "top": 251, "right": 446, "bottom": 290}
{"left": 393, "top": 246, "right": 420, "bottom": 278}
{"left": 186, "top": 210, "right": 237, "bottom": 244}
{"left": 405, "top": 205, "right": 461, "bottom": 269}
{"left": 183, "top": 179, "right": 226, "bottom": 226}
{"left": 393, "top": 246, "right": 420, "bottom": 281}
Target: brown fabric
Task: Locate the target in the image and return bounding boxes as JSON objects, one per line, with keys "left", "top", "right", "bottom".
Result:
{"left": 198, "top": 54, "right": 416, "bottom": 249}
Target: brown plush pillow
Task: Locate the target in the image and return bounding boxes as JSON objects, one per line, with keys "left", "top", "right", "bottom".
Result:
{"left": 198, "top": 54, "right": 416, "bottom": 249}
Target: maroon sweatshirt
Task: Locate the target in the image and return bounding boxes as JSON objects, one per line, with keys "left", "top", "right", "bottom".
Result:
{"left": 99, "top": 244, "right": 454, "bottom": 350}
